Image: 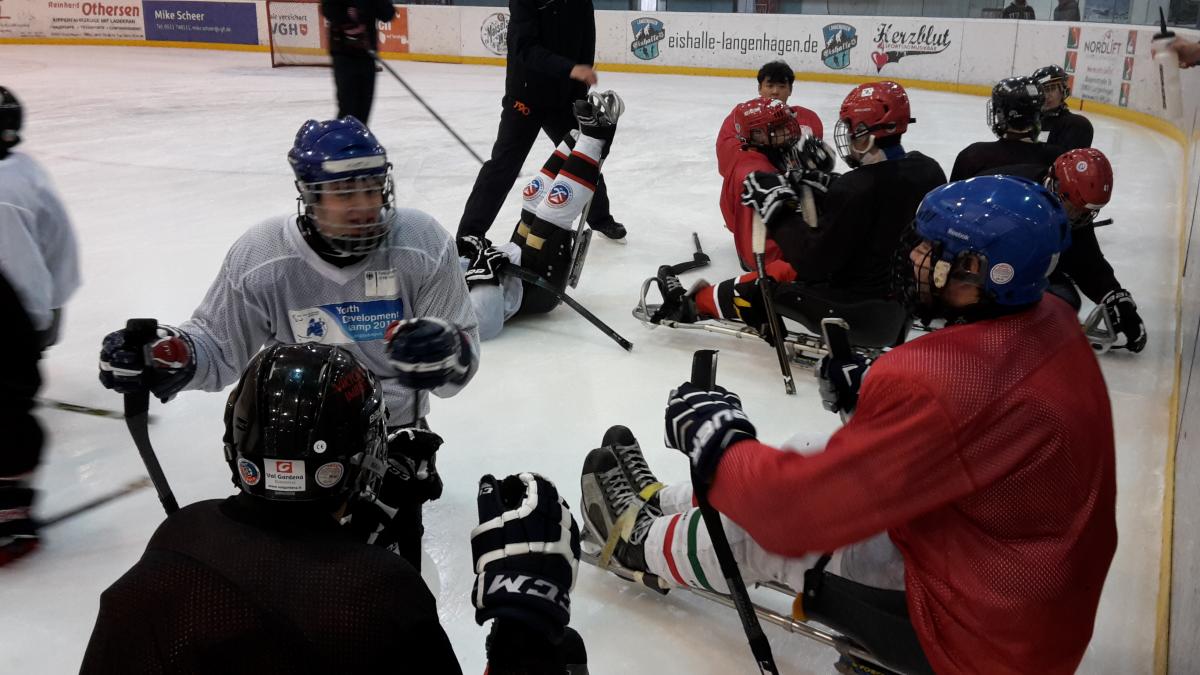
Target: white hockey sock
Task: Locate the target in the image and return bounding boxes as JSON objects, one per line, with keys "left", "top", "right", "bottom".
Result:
{"left": 533, "top": 136, "right": 604, "bottom": 231}
{"left": 521, "top": 139, "right": 573, "bottom": 212}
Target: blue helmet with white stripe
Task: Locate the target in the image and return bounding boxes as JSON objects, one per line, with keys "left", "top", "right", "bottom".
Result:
{"left": 288, "top": 116, "right": 395, "bottom": 256}
{"left": 910, "top": 175, "right": 1070, "bottom": 309}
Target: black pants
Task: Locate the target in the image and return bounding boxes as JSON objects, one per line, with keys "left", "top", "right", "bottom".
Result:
{"left": 332, "top": 53, "right": 378, "bottom": 125}
{"left": 457, "top": 95, "right": 613, "bottom": 240}
{"left": 1047, "top": 271, "right": 1083, "bottom": 311}
{"left": 0, "top": 269, "right": 42, "bottom": 480}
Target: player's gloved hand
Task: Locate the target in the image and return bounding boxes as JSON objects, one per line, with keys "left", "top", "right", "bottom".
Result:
{"left": 98, "top": 324, "right": 196, "bottom": 403}
{"left": 347, "top": 427, "right": 444, "bottom": 555}
{"left": 741, "top": 171, "right": 799, "bottom": 229}
{"left": 457, "top": 234, "right": 489, "bottom": 260}
{"left": 817, "top": 352, "right": 869, "bottom": 416}
{"left": 732, "top": 278, "right": 786, "bottom": 347}
{"left": 789, "top": 168, "right": 839, "bottom": 195}
{"left": 664, "top": 382, "right": 757, "bottom": 484}
{"left": 385, "top": 317, "right": 473, "bottom": 390}
{"left": 465, "top": 242, "right": 509, "bottom": 288}
{"left": 471, "top": 473, "right": 580, "bottom": 640}
{"left": 1103, "top": 289, "right": 1147, "bottom": 353}
{"left": 784, "top": 135, "right": 837, "bottom": 173}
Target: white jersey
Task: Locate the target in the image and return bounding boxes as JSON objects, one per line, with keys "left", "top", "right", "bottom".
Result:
{"left": 0, "top": 151, "right": 81, "bottom": 330}
{"left": 179, "top": 210, "right": 480, "bottom": 424}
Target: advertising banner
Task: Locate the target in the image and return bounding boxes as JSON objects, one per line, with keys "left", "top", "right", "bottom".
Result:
{"left": 143, "top": 0, "right": 256, "bottom": 44}
{"left": 460, "top": 5, "right": 506, "bottom": 59}
{"left": 267, "top": 0, "right": 323, "bottom": 54}
{"left": 1064, "top": 24, "right": 1137, "bottom": 107}
{"left": 0, "top": 0, "right": 144, "bottom": 39}
{"left": 377, "top": 5, "right": 407, "bottom": 54}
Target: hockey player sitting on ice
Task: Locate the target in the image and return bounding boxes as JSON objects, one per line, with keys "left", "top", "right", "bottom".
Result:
{"left": 455, "top": 91, "right": 623, "bottom": 340}
{"left": 97, "top": 116, "right": 479, "bottom": 571}
{"left": 584, "top": 176, "right": 1117, "bottom": 675}
{"left": 81, "top": 344, "right": 587, "bottom": 674}
{"left": 980, "top": 146, "right": 1146, "bottom": 353}
{"left": 651, "top": 82, "right": 945, "bottom": 349}
{"left": 718, "top": 60, "right": 825, "bottom": 270}
{"left": 1032, "top": 64, "right": 1094, "bottom": 151}
{"left": 950, "top": 76, "right": 1065, "bottom": 182}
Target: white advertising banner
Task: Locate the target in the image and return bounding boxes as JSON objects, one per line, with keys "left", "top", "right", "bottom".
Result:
{"left": 458, "top": 5, "right": 506, "bottom": 59}
{"left": 0, "top": 0, "right": 145, "bottom": 39}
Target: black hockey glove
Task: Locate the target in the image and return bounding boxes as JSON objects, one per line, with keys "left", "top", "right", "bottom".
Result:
{"left": 457, "top": 234, "right": 489, "bottom": 259}
{"left": 465, "top": 243, "right": 509, "bottom": 288}
{"left": 732, "top": 278, "right": 787, "bottom": 347}
{"left": 665, "top": 382, "right": 757, "bottom": 484}
{"left": 98, "top": 323, "right": 196, "bottom": 403}
{"left": 347, "top": 427, "right": 443, "bottom": 559}
{"left": 386, "top": 318, "right": 473, "bottom": 390}
{"left": 741, "top": 172, "right": 799, "bottom": 230}
{"left": 471, "top": 473, "right": 580, "bottom": 641}
{"left": 1103, "top": 289, "right": 1147, "bottom": 353}
{"left": 817, "top": 352, "right": 869, "bottom": 416}
{"left": 789, "top": 135, "right": 838, "bottom": 173}
{"left": 789, "top": 168, "right": 839, "bottom": 195}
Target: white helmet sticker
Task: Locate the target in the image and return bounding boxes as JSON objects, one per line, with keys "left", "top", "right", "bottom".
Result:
{"left": 990, "top": 262, "right": 1015, "bottom": 285}
{"left": 315, "top": 462, "right": 345, "bottom": 489}
{"left": 1075, "top": 161, "right": 1088, "bottom": 172}
{"left": 265, "top": 459, "right": 306, "bottom": 492}
{"left": 313, "top": 440, "right": 327, "bottom": 454}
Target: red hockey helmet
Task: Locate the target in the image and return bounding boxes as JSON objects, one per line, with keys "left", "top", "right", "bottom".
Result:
{"left": 732, "top": 97, "right": 803, "bottom": 149}
{"left": 834, "top": 81, "right": 913, "bottom": 161}
{"left": 1048, "top": 148, "right": 1113, "bottom": 223}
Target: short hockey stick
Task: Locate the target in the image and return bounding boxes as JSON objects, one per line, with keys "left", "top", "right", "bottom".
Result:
{"left": 40, "top": 477, "right": 153, "bottom": 528}
{"left": 689, "top": 349, "right": 780, "bottom": 675}
{"left": 123, "top": 318, "right": 179, "bottom": 515}
{"left": 665, "top": 232, "right": 712, "bottom": 275}
{"left": 507, "top": 265, "right": 633, "bottom": 351}
{"left": 752, "top": 214, "right": 796, "bottom": 394}
{"left": 370, "top": 51, "right": 485, "bottom": 166}
{"left": 37, "top": 397, "right": 156, "bottom": 423}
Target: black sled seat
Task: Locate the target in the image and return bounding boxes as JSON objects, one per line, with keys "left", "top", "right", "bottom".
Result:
{"left": 772, "top": 286, "right": 911, "bottom": 350}
{"left": 801, "top": 570, "right": 936, "bottom": 675}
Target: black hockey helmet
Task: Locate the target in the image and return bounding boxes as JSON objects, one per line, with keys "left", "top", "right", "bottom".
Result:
{"left": 0, "top": 86, "right": 21, "bottom": 157}
{"left": 1031, "top": 64, "right": 1071, "bottom": 100}
{"left": 223, "top": 343, "right": 387, "bottom": 504}
{"left": 987, "top": 76, "right": 1045, "bottom": 139}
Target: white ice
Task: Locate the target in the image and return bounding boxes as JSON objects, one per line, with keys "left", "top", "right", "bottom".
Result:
{"left": 0, "top": 45, "right": 1178, "bottom": 674}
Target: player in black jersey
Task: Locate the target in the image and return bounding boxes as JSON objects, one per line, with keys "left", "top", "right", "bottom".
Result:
{"left": 1032, "top": 65, "right": 1094, "bottom": 150}
{"left": 951, "top": 76, "right": 1065, "bottom": 181}
{"left": 81, "top": 344, "right": 585, "bottom": 674}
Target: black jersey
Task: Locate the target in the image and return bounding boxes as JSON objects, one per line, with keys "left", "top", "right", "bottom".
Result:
{"left": 1040, "top": 107, "right": 1094, "bottom": 151}
{"left": 505, "top": 0, "right": 594, "bottom": 106}
{"left": 80, "top": 495, "right": 461, "bottom": 675}
{"left": 771, "top": 150, "right": 948, "bottom": 299}
{"left": 950, "top": 138, "right": 1065, "bottom": 182}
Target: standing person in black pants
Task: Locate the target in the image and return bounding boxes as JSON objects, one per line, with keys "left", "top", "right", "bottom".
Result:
{"left": 321, "top": 0, "right": 395, "bottom": 126}
{"left": 458, "top": 0, "right": 626, "bottom": 242}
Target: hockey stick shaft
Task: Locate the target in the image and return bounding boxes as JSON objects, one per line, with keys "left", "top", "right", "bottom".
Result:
{"left": 689, "top": 349, "right": 780, "bottom": 675}
{"left": 369, "top": 51, "right": 485, "bottom": 166}
{"left": 567, "top": 154, "right": 608, "bottom": 289}
{"left": 507, "top": 265, "right": 633, "bottom": 351}
{"left": 37, "top": 397, "right": 156, "bottom": 423}
{"left": 752, "top": 214, "right": 796, "bottom": 395}
{"left": 124, "top": 318, "right": 179, "bottom": 515}
{"left": 40, "top": 477, "right": 153, "bottom": 527}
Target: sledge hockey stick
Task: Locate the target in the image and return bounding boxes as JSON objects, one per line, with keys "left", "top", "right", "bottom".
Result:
{"left": 40, "top": 477, "right": 153, "bottom": 528}
{"left": 666, "top": 232, "right": 712, "bottom": 275}
{"left": 123, "top": 318, "right": 179, "bottom": 515}
{"left": 752, "top": 214, "right": 796, "bottom": 395}
{"left": 37, "top": 397, "right": 156, "bottom": 423}
{"left": 820, "top": 317, "right": 855, "bottom": 424}
{"left": 689, "top": 349, "right": 780, "bottom": 675}
{"left": 507, "top": 264, "right": 633, "bottom": 351}
{"left": 369, "top": 51, "right": 485, "bottom": 166}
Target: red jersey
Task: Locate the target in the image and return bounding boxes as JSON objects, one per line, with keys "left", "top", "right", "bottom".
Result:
{"left": 716, "top": 105, "right": 823, "bottom": 269}
{"left": 711, "top": 297, "right": 1116, "bottom": 675}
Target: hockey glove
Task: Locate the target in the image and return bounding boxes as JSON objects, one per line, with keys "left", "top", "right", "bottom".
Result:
{"left": 787, "top": 135, "right": 838, "bottom": 173}
{"left": 664, "top": 382, "right": 757, "bottom": 484}
{"left": 457, "top": 234, "right": 489, "bottom": 259}
{"left": 817, "top": 352, "right": 869, "bottom": 416}
{"left": 471, "top": 473, "right": 580, "bottom": 641}
{"left": 741, "top": 172, "right": 799, "bottom": 230}
{"left": 732, "top": 279, "right": 787, "bottom": 348}
{"left": 788, "top": 168, "right": 839, "bottom": 196}
{"left": 1103, "top": 289, "right": 1147, "bottom": 353}
{"left": 385, "top": 317, "right": 473, "bottom": 390}
{"left": 465, "top": 242, "right": 509, "bottom": 288}
{"left": 347, "top": 427, "right": 444, "bottom": 560}
{"left": 98, "top": 323, "right": 196, "bottom": 403}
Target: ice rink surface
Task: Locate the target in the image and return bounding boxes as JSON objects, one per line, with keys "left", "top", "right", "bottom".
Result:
{"left": 0, "top": 45, "right": 1181, "bottom": 674}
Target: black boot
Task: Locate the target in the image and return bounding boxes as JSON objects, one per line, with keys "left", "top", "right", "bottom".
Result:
{"left": 650, "top": 266, "right": 705, "bottom": 325}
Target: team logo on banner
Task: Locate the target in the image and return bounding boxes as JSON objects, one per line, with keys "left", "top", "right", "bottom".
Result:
{"left": 546, "top": 183, "right": 572, "bottom": 208}
{"left": 821, "top": 23, "right": 857, "bottom": 70}
{"left": 480, "top": 12, "right": 508, "bottom": 56}
{"left": 631, "top": 17, "right": 665, "bottom": 61}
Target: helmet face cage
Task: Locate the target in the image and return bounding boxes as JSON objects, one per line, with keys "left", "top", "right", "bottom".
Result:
{"left": 295, "top": 167, "right": 396, "bottom": 256}
{"left": 895, "top": 229, "right": 990, "bottom": 323}
{"left": 833, "top": 119, "right": 875, "bottom": 167}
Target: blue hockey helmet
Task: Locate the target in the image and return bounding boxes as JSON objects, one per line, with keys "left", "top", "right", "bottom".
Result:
{"left": 287, "top": 116, "right": 395, "bottom": 256}
{"left": 907, "top": 175, "right": 1070, "bottom": 311}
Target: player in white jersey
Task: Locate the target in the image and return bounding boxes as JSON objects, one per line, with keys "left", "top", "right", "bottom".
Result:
{"left": 457, "top": 91, "right": 623, "bottom": 340}
{"left": 98, "top": 116, "right": 479, "bottom": 569}
{"left": 0, "top": 86, "right": 82, "bottom": 565}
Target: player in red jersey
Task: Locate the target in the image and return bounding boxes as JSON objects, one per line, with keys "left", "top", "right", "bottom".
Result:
{"left": 584, "top": 175, "right": 1116, "bottom": 675}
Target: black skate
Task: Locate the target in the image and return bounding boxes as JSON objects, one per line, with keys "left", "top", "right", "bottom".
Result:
{"left": 580, "top": 446, "right": 664, "bottom": 582}
{"left": 647, "top": 266, "right": 703, "bottom": 325}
